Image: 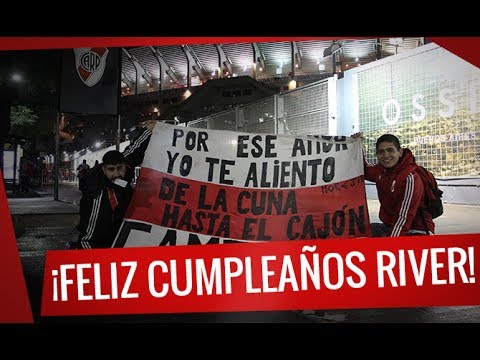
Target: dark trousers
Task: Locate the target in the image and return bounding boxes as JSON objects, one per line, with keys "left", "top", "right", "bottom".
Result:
{"left": 370, "top": 222, "right": 430, "bottom": 237}
{"left": 371, "top": 223, "right": 390, "bottom": 237}
{"left": 19, "top": 175, "right": 30, "bottom": 193}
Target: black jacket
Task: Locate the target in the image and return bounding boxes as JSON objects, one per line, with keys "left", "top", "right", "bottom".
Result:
{"left": 76, "top": 128, "right": 152, "bottom": 249}
{"left": 77, "top": 170, "right": 133, "bottom": 249}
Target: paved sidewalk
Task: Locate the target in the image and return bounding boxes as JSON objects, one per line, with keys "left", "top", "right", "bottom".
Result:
{"left": 367, "top": 200, "right": 480, "bottom": 235}
{"left": 7, "top": 196, "right": 79, "bottom": 215}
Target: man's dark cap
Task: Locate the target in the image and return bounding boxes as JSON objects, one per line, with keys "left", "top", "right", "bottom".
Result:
{"left": 102, "top": 150, "right": 125, "bottom": 165}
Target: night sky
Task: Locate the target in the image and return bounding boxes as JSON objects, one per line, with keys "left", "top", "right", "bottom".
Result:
{"left": 1, "top": 49, "right": 129, "bottom": 154}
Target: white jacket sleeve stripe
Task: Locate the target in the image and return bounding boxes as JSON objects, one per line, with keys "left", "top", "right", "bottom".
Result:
{"left": 391, "top": 173, "right": 414, "bottom": 237}
{"left": 80, "top": 191, "right": 103, "bottom": 248}
{"left": 123, "top": 129, "right": 151, "bottom": 157}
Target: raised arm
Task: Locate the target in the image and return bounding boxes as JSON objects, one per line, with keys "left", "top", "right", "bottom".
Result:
{"left": 351, "top": 132, "right": 381, "bottom": 182}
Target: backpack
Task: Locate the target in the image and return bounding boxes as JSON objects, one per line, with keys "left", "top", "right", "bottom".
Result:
{"left": 415, "top": 166, "right": 444, "bottom": 219}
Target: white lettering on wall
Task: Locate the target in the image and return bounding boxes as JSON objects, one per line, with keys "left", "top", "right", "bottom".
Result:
{"left": 411, "top": 94, "right": 426, "bottom": 121}
{"left": 439, "top": 88, "right": 455, "bottom": 118}
{"left": 381, "top": 85, "right": 480, "bottom": 126}
{"left": 382, "top": 99, "right": 401, "bottom": 125}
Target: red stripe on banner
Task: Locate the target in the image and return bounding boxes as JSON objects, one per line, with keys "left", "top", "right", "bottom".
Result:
{"left": 0, "top": 37, "right": 478, "bottom": 70}
{"left": 0, "top": 37, "right": 371, "bottom": 51}
{"left": 0, "top": 37, "right": 478, "bottom": 68}
{"left": 41, "top": 233, "right": 480, "bottom": 317}
{"left": 0, "top": 170, "right": 33, "bottom": 323}
{"left": 125, "top": 169, "right": 370, "bottom": 241}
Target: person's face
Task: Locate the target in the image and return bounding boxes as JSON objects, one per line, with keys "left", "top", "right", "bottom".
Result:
{"left": 376, "top": 141, "right": 403, "bottom": 169}
{"left": 102, "top": 163, "right": 126, "bottom": 182}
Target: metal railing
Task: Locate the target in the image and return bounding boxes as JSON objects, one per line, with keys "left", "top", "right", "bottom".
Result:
{"left": 186, "top": 78, "right": 333, "bottom": 137}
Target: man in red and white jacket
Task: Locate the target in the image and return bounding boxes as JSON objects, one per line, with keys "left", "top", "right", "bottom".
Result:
{"left": 353, "top": 133, "right": 435, "bottom": 237}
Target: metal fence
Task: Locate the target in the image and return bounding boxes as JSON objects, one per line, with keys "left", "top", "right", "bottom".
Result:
{"left": 186, "top": 78, "right": 334, "bottom": 137}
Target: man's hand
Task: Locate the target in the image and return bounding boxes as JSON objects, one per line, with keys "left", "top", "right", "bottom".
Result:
{"left": 145, "top": 120, "right": 158, "bottom": 131}
{"left": 351, "top": 132, "right": 364, "bottom": 141}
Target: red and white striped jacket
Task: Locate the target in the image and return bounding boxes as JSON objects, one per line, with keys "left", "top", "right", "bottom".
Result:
{"left": 364, "top": 148, "right": 434, "bottom": 236}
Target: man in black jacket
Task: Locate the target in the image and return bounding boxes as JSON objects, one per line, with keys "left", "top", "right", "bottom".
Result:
{"left": 71, "top": 124, "right": 154, "bottom": 249}
{"left": 76, "top": 150, "right": 132, "bottom": 249}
